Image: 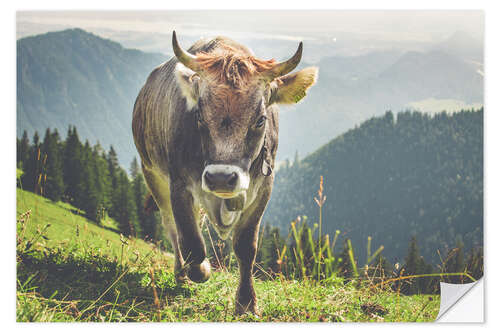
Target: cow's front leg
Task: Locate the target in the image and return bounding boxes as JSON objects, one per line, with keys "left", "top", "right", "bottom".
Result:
{"left": 170, "top": 182, "right": 211, "bottom": 283}
{"left": 233, "top": 221, "right": 260, "bottom": 315}
{"left": 232, "top": 189, "right": 269, "bottom": 315}
{"left": 161, "top": 213, "right": 187, "bottom": 282}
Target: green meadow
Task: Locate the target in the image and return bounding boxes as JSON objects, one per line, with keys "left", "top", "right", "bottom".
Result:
{"left": 16, "top": 188, "right": 440, "bottom": 322}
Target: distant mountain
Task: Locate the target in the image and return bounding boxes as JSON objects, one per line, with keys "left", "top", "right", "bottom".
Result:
{"left": 16, "top": 21, "right": 71, "bottom": 39}
{"left": 17, "top": 28, "right": 166, "bottom": 167}
{"left": 431, "top": 30, "right": 483, "bottom": 63}
{"left": 367, "top": 50, "right": 482, "bottom": 103}
{"left": 277, "top": 47, "right": 483, "bottom": 161}
{"left": 265, "top": 109, "right": 483, "bottom": 265}
{"left": 17, "top": 28, "right": 483, "bottom": 168}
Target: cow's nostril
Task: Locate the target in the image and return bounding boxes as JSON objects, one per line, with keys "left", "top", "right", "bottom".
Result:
{"left": 204, "top": 172, "right": 214, "bottom": 186}
{"left": 227, "top": 172, "right": 238, "bottom": 187}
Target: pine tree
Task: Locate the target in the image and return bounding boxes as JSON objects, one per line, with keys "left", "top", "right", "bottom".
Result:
{"left": 41, "top": 128, "right": 65, "bottom": 201}
{"left": 261, "top": 226, "right": 285, "bottom": 275}
{"left": 402, "top": 236, "right": 435, "bottom": 294}
{"left": 107, "top": 145, "right": 119, "bottom": 186}
{"left": 78, "top": 140, "right": 99, "bottom": 221}
{"left": 404, "top": 236, "right": 419, "bottom": 276}
{"left": 129, "top": 156, "right": 162, "bottom": 241}
{"left": 92, "top": 144, "right": 112, "bottom": 224}
{"left": 131, "top": 158, "right": 145, "bottom": 228}
{"left": 130, "top": 157, "right": 140, "bottom": 179}
{"left": 17, "top": 130, "right": 30, "bottom": 170}
{"left": 141, "top": 206, "right": 161, "bottom": 242}
{"left": 107, "top": 145, "right": 120, "bottom": 218}
{"left": 21, "top": 131, "right": 41, "bottom": 193}
{"left": 131, "top": 161, "right": 155, "bottom": 240}
{"left": 16, "top": 136, "right": 21, "bottom": 170}
{"left": 63, "top": 126, "right": 83, "bottom": 205}
{"left": 115, "top": 169, "right": 140, "bottom": 237}
{"left": 401, "top": 236, "right": 420, "bottom": 294}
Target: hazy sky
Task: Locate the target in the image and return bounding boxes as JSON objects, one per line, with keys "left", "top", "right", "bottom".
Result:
{"left": 18, "top": 10, "right": 484, "bottom": 43}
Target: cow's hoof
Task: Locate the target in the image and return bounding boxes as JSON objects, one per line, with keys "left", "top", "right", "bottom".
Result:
{"left": 188, "top": 259, "right": 211, "bottom": 283}
{"left": 175, "top": 264, "right": 189, "bottom": 284}
{"left": 175, "top": 271, "right": 188, "bottom": 284}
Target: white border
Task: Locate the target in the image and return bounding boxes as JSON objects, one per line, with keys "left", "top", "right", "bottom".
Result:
{"left": 3, "top": 1, "right": 498, "bottom": 331}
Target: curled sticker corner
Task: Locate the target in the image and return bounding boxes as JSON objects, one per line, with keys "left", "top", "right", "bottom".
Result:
{"left": 436, "top": 278, "right": 483, "bottom": 322}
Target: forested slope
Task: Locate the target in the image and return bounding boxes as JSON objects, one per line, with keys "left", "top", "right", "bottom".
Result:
{"left": 265, "top": 109, "right": 483, "bottom": 264}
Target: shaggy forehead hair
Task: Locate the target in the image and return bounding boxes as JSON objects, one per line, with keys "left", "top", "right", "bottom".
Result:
{"left": 195, "top": 44, "right": 276, "bottom": 89}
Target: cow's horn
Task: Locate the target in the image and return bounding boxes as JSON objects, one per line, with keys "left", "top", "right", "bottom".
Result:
{"left": 172, "top": 31, "right": 201, "bottom": 72}
{"left": 264, "top": 42, "right": 303, "bottom": 80}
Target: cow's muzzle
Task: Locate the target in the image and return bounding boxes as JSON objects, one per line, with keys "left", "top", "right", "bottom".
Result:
{"left": 201, "top": 164, "right": 249, "bottom": 199}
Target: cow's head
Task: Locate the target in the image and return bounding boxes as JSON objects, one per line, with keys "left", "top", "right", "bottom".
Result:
{"left": 172, "top": 31, "right": 318, "bottom": 199}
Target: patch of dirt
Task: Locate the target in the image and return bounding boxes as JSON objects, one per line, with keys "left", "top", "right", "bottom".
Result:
{"left": 360, "top": 303, "right": 388, "bottom": 316}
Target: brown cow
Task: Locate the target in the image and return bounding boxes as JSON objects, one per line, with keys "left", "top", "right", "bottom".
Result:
{"left": 132, "top": 31, "right": 318, "bottom": 314}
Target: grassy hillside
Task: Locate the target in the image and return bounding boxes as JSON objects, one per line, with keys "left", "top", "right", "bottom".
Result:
{"left": 16, "top": 188, "right": 440, "bottom": 322}
{"left": 16, "top": 188, "right": 163, "bottom": 261}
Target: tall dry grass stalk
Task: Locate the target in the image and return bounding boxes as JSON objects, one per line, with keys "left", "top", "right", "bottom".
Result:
{"left": 314, "top": 176, "right": 326, "bottom": 282}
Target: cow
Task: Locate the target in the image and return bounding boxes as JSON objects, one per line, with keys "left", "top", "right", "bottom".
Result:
{"left": 132, "top": 31, "right": 318, "bottom": 315}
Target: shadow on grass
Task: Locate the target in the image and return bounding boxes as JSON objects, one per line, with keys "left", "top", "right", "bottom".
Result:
{"left": 17, "top": 247, "right": 193, "bottom": 320}
{"left": 58, "top": 205, "right": 120, "bottom": 233}
{"left": 96, "top": 224, "right": 121, "bottom": 233}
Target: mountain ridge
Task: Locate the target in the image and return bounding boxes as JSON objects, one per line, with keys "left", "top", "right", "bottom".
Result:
{"left": 17, "top": 28, "right": 483, "bottom": 167}
{"left": 17, "top": 28, "right": 166, "bottom": 167}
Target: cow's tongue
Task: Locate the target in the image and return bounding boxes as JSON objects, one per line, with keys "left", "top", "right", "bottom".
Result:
{"left": 224, "top": 193, "right": 245, "bottom": 211}
{"left": 216, "top": 192, "right": 246, "bottom": 228}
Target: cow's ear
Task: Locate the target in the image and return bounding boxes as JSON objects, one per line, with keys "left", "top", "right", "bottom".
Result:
{"left": 268, "top": 67, "right": 318, "bottom": 105}
{"left": 175, "top": 63, "right": 201, "bottom": 110}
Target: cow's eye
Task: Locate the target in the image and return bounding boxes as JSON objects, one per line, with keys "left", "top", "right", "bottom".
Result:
{"left": 256, "top": 115, "right": 267, "bottom": 128}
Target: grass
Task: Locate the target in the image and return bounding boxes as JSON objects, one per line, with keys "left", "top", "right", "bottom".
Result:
{"left": 16, "top": 188, "right": 441, "bottom": 322}
{"left": 16, "top": 188, "right": 164, "bottom": 262}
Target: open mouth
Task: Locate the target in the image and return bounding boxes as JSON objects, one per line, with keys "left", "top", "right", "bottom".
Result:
{"left": 213, "top": 191, "right": 238, "bottom": 199}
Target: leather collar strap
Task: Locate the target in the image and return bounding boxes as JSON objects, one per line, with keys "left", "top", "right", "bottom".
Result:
{"left": 260, "top": 135, "right": 273, "bottom": 176}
